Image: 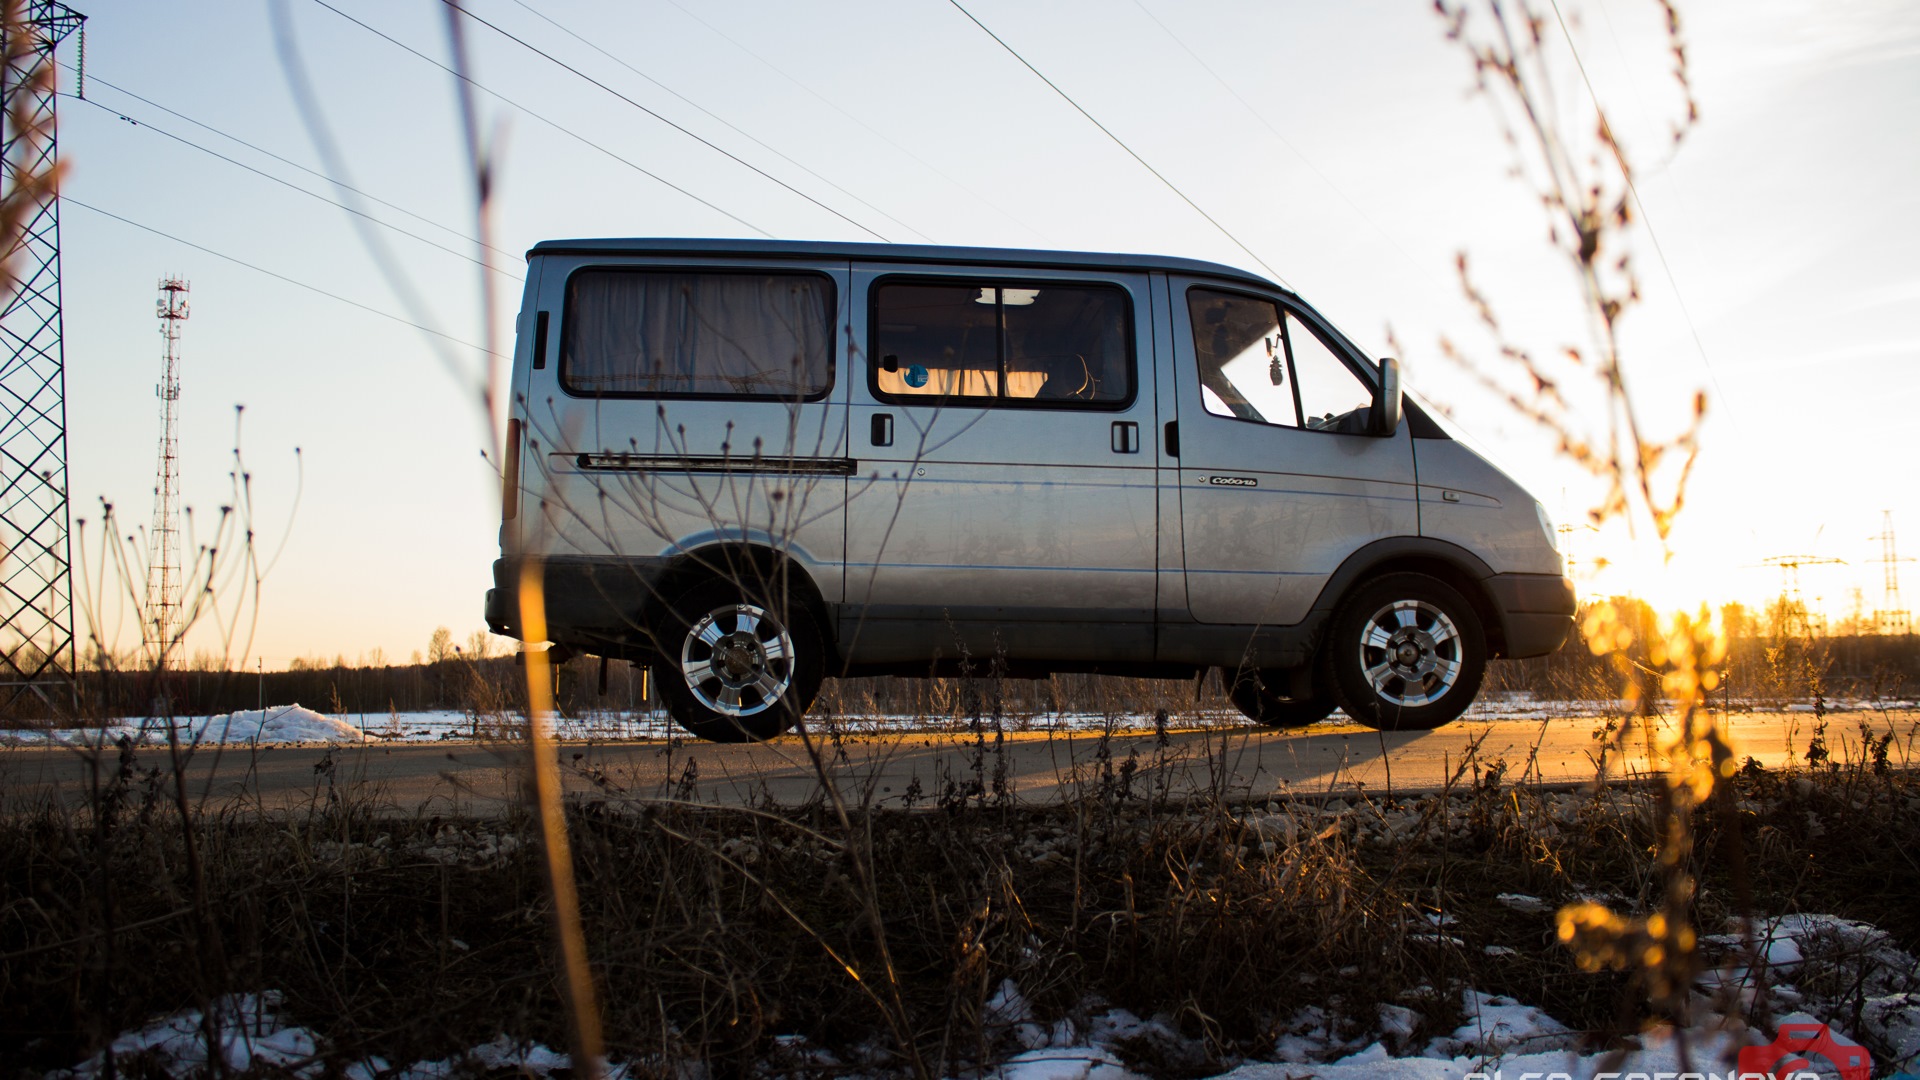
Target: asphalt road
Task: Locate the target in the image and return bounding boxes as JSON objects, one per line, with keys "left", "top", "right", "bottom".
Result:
{"left": 4, "top": 709, "right": 1913, "bottom": 816}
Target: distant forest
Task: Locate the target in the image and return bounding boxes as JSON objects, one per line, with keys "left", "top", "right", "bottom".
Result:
{"left": 9, "top": 597, "right": 1917, "bottom": 724}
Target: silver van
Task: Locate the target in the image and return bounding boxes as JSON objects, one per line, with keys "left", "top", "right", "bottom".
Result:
{"left": 485, "top": 240, "right": 1574, "bottom": 742}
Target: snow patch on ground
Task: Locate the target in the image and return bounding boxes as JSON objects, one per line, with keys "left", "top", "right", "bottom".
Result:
{"left": 47, "top": 947, "right": 1920, "bottom": 1080}
{"left": 1699, "top": 912, "right": 1920, "bottom": 1074}
{"left": 1495, "top": 893, "right": 1552, "bottom": 914}
{"left": 1440, "top": 989, "right": 1578, "bottom": 1057}
{"left": 56, "top": 993, "right": 322, "bottom": 1078}
{"left": 1221, "top": 1026, "right": 1758, "bottom": 1080}
{"left": 995, "top": 1046, "right": 1138, "bottom": 1080}
{"left": 8, "top": 693, "right": 1913, "bottom": 748}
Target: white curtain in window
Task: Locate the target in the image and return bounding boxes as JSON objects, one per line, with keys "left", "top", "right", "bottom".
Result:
{"left": 564, "top": 271, "right": 831, "bottom": 397}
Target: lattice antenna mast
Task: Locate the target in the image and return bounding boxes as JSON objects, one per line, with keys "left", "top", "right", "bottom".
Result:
{"left": 144, "top": 278, "right": 188, "bottom": 669}
{"left": 0, "top": 2, "right": 86, "bottom": 715}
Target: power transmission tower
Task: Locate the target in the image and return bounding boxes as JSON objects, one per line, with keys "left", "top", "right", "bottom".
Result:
{"left": 1556, "top": 520, "right": 1597, "bottom": 578}
{"left": 0, "top": 2, "right": 86, "bottom": 717}
{"left": 1761, "top": 555, "right": 1845, "bottom": 638}
{"left": 145, "top": 278, "right": 188, "bottom": 669}
{"left": 1870, "top": 510, "right": 1913, "bottom": 635}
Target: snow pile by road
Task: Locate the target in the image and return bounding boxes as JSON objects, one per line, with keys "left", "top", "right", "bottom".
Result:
{"left": 3, "top": 705, "right": 373, "bottom": 747}
{"left": 188, "top": 706, "right": 373, "bottom": 744}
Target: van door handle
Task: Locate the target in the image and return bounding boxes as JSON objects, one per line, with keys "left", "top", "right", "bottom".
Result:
{"left": 1164, "top": 420, "right": 1179, "bottom": 457}
{"left": 871, "top": 413, "right": 893, "bottom": 447}
{"left": 1111, "top": 420, "right": 1139, "bottom": 454}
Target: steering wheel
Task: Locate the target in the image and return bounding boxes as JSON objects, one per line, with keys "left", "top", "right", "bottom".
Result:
{"left": 1307, "top": 408, "right": 1369, "bottom": 434}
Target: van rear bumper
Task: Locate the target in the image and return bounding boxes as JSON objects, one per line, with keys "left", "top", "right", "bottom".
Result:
{"left": 1485, "top": 572, "right": 1576, "bottom": 658}
{"left": 484, "top": 556, "right": 667, "bottom": 647}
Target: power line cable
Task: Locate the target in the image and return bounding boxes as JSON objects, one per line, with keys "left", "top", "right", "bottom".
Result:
{"left": 59, "top": 62, "right": 518, "bottom": 263}
{"left": 65, "top": 197, "right": 506, "bottom": 357}
{"left": 1545, "top": 0, "right": 1731, "bottom": 422}
{"left": 65, "top": 92, "right": 523, "bottom": 282}
{"left": 655, "top": 0, "right": 1049, "bottom": 243}
{"left": 504, "top": 0, "right": 932, "bottom": 243}
{"left": 1128, "top": 0, "right": 1434, "bottom": 288}
{"left": 272, "top": 0, "right": 488, "bottom": 389}
{"left": 424, "top": 0, "right": 894, "bottom": 242}
{"left": 304, "top": 0, "right": 774, "bottom": 238}
{"left": 946, "top": 0, "right": 1290, "bottom": 289}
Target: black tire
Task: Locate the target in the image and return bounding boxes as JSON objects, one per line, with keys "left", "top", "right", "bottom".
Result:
{"left": 1228, "top": 669, "right": 1338, "bottom": 728}
{"left": 650, "top": 577, "right": 823, "bottom": 743}
{"left": 1320, "top": 572, "right": 1486, "bottom": 732}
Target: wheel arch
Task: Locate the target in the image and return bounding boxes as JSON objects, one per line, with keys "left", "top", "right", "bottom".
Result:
{"left": 1308, "top": 537, "right": 1507, "bottom": 657}
{"left": 641, "top": 542, "right": 837, "bottom": 662}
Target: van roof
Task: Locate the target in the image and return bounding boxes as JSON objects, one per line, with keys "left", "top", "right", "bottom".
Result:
{"left": 526, "top": 238, "right": 1286, "bottom": 293}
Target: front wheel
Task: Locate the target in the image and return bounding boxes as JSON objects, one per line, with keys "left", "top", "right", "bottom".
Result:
{"left": 651, "top": 578, "right": 823, "bottom": 742}
{"left": 1321, "top": 573, "right": 1486, "bottom": 731}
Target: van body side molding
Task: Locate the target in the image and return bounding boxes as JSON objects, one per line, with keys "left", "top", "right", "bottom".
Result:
{"left": 563, "top": 452, "right": 858, "bottom": 477}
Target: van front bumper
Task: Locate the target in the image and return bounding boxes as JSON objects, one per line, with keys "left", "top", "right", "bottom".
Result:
{"left": 1485, "top": 572, "right": 1576, "bottom": 658}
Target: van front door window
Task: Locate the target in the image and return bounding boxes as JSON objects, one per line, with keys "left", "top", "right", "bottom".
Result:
{"left": 1188, "top": 288, "right": 1373, "bottom": 433}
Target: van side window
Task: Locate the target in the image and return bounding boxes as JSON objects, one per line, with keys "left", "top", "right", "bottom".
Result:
{"left": 1187, "top": 287, "right": 1374, "bottom": 433}
{"left": 561, "top": 269, "right": 833, "bottom": 399}
{"left": 872, "top": 280, "right": 1132, "bottom": 407}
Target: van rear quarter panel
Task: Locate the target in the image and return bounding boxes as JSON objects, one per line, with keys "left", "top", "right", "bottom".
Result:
{"left": 513, "top": 255, "right": 852, "bottom": 605}
{"left": 501, "top": 300, "right": 532, "bottom": 562}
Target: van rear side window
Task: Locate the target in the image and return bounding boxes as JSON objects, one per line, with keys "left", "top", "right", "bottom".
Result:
{"left": 872, "top": 280, "right": 1132, "bottom": 407}
{"left": 561, "top": 269, "right": 834, "bottom": 399}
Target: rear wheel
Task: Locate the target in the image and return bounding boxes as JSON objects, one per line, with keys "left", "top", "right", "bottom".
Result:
{"left": 1228, "top": 669, "right": 1337, "bottom": 728}
{"left": 651, "top": 578, "right": 823, "bottom": 742}
{"left": 1321, "top": 573, "right": 1486, "bottom": 731}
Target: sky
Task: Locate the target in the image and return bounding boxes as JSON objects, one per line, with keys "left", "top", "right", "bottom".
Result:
{"left": 23, "top": 0, "right": 1920, "bottom": 668}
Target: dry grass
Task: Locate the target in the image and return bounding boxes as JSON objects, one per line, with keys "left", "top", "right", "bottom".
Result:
{"left": 3, "top": 730, "right": 1916, "bottom": 1078}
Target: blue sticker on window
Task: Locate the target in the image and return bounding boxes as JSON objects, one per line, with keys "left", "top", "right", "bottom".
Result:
{"left": 905, "top": 364, "right": 929, "bottom": 388}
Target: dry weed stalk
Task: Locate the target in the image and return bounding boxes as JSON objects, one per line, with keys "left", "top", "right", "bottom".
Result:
{"left": 52, "top": 417, "right": 296, "bottom": 1076}
{"left": 1432, "top": 0, "right": 1703, "bottom": 542}
{"left": 72, "top": 411, "right": 280, "bottom": 706}
{"left": 440, "top": 4, "right": 603, "bottom": 1075}
{"left": 272, "top": 0, "right": 610, "bottom": 1066}
{"left": 1433, "top": 0, "right": 1739, "bottom": 1051}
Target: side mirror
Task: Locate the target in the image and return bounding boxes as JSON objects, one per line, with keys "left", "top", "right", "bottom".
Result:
{"left": 1372, "top": 357, "right": 1403, "bottom": 436}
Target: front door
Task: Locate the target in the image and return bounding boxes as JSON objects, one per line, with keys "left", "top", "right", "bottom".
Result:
{"left": 1169, "top": 280, "right": 1417, "bottom": 628}
{"left": 841, "top": 265, "right": 1160, "bottom": 665}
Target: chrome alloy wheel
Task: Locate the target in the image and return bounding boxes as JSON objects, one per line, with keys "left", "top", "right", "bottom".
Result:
{"left": 1357, "top": 599, "right": 1463, "bottom": 708}
{"left": 678, "top": 603, "right": 795, "bottom": 717}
